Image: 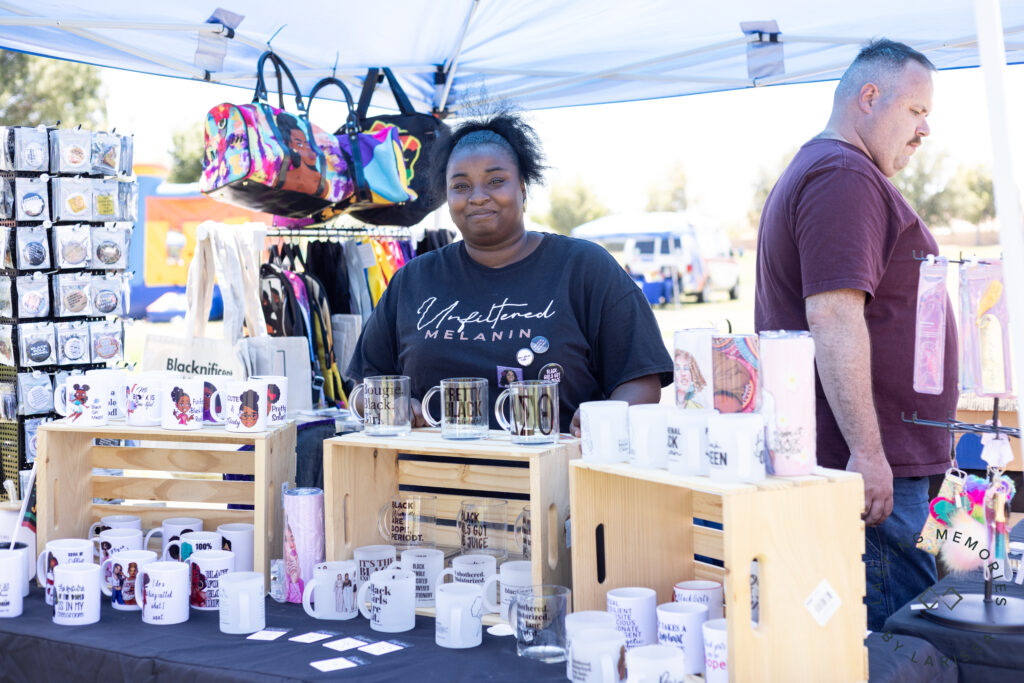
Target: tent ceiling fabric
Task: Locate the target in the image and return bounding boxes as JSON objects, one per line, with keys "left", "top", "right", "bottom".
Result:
{"left": 1, "top": 0, "right": 1023, "bottom": 113}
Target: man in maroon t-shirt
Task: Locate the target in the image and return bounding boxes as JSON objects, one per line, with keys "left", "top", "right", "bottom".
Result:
{"left": 755, "top": 39, "right": 957, "bottom": 631}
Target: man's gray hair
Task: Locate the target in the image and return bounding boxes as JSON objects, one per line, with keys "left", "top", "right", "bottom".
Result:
{"left": 835, "top": 38, "right": 936, "bottom": 100}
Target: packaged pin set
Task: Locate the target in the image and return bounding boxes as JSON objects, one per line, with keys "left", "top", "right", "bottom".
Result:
{"left": 959, "top": 259, "right": 1012, "bottom": 398}
{"left": 912, "top": 256, "right": 949, "bottom": 395}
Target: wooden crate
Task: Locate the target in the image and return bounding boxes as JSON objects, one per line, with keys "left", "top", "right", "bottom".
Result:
{"left": 324, "top": 428, "right": 576, "bottom": 617}
{"left": 570, "top": 461, "right": 868, "bottom": 683}
{"left": 36, "top": 421, "right": 296, "bottom": 589}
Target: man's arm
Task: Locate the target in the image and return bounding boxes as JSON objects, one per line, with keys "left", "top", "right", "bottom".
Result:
{"left": 805, "top": 288, "right": 893, "bottom": 526}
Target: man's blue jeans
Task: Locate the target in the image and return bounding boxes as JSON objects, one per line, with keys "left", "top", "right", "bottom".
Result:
{"left": 864, "top": 476, "right": 937, "bottom": 631}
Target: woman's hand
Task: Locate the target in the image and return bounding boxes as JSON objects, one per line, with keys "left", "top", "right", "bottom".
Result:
{"left": 570, "top": 409, "right": 582, "bottom": 437}
{"left": 410, "top": 398, "right": 428, "bottom": 428}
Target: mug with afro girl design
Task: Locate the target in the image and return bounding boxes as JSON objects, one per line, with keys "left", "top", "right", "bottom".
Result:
{"left": 215, "top": 379, "right": 270, "bottom": 433}
{"left": 161, "top": 378, "right": 204, "bottom": 431}
{"left": 249, "top": 375, "right": 288, "bottom": 427}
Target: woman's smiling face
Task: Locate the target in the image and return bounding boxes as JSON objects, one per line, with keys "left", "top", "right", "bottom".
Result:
{"left": 446, "top": 144, "right": 526, "bottom": 249}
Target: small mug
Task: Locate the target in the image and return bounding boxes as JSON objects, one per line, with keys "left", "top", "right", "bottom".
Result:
{"left": 607, "top": 586, "right": 658, "bottom": 649}
{"left": 436, "top": 554, "right": 497, "bottom": 602}
{"left": 349, "top": 375, "right": 412, "bottom": 436}
{"left": 625, "top": 644, "right": 687, "bottom": 682}
{"left": 161, "top": 377, "right": 203, "bottom": 431}
{"left": 566, "top": 612, "right": 620, "bottom": 680}
{"left": 353, "top": 544, "right": 396, "bottom": 583}
{"left": 422, "top": 377, "right": 489, "bottom": 440}
{"left": 510, "top": 584, "right": 572, "bottom": 662}
{"left": 673, "top": 580, "right": 724, "bottom": 620}
{"left": 377, "top": 494, "right": 436, "bottom": 550}
{"left": 92, "top": 527, "right": 143, "bottom": 564}
{"left": 435, "top": 581, "right": 499, "bottom": 649}
{"left": 163, "top": 530, "right": 221, "bottom": 562}
{"left": 569, "top": 627, "right": 627, "bottom": 683}
{"left": 139, "top": 561, "right": 191, "bottom": 625}
{"left": 400, "top": 548, "right": 445, "bottom": 608}
{"left": 0, "top": 549, "right": 24, "bottom": 617}
{"left": 657, "top": 602, "right": 709, "bottom": 675}
{"left": 218, "top": 523, "right": 255, "bottom": 572}
{"left": 143, "top": 517, "right": 203, "bottom": 553}
{"left": 457, "top": 498, "right": 508, "bottom": 559}
{"left": 706, "top": 413, "right": 766, "bottom": 484}
{"left": 5, "top": 541, "right": 34, "bottom": 597}
{"left": 100, "top": 549, "right": 157, "bottom": 611}
{"left": 302, "top": 560, "right": 361, "bottom": 620}
{"left": 88, "top": 514, "right": 142, "bottom": 539}
{"left": 219, "top": 571, "right": 266, "bottom": 634}
{"left": 53, "top": 563, "right": 102, "bottom": 626}
{"left": 702, "top": 619, "right": 728, "bottom": 683}
{"left": 188, "top": 549, "right": 235, "bottom": 610}
{"left": 250, "top": 375, "right": 288, "bottom": 426}
{"left": 37, "top": 538, "right": 93, "bottom": 605}
{"left": 494, "top": 380, "right": 559, "bottom": 444}
{"left": 483, "top": 559, "right": 532, "bottom": 618}
{"left": 214, "top": 379, "right": 271, "bottom": 433}
{"left": 85, "top": 368, "right": 128, "bottom": 420}
{"left": 357, "top": 566, "right": 417, "bottom": 633}
{"left": 580, "top": 400, "right": 630, "bottom": 463}
{"left": 54, "top": 375, "right": 108, "bottom": 426}
{"left": 125, "top": 372, "right": 166, "bottom": 426}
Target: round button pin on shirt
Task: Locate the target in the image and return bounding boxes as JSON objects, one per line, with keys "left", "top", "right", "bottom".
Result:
{"left": 516, "top": 348, "right": 535, "bottom": 367}
{"left": 530, "top": 336, "right": 550, "bottom": 354}
{"left": 539, "top": 362, "right": 564, "bottom": 384}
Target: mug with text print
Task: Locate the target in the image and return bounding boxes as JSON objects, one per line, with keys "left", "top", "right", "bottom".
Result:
{"left": 125, "top": 372, "right": 168, "bottom": 426}
{"left": 350, "top": 375, "right": 412, "bottom": 437}
{"left": 138, "top": 560, "right": 190, "bottom": 625}
{"left": 53, "top": 562, "right": 101, "bottom": 626}
{"left": 250, "top": 375, "right": 288, "bottom": 426}
{"left": 0, "top": 549, "right": 24, "bottom": 617}
{"left": 495, "top": 380, "right": 559, "bottom": 444}
{"left": 357, "top": 566, "right": 416, "bottom": 633}
{"left": 37, "top": 538, "right": 92, "bottom": 605}
{"left": 214, "top": 379, "right": 271, "bottom": 433}
{"left": 85, "top": 368, "right": 128, "bottom": 420}
{"left": 188, "top": 549, "right": 235, "bottom": 610}
{"left": 163, "top": 531, "right": 221, "bottom": 562}
{"left": 422, "top": 377, "right": 489, "bottom": 439}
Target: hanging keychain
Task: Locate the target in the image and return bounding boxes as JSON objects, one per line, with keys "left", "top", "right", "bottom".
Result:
{"left": 916, "top": 437, "right": 968, "bottom": 555}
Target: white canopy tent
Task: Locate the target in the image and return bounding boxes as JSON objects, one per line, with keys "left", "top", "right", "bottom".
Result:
{"left": 0, "top": 0, "right": 1021, "bottom": 427}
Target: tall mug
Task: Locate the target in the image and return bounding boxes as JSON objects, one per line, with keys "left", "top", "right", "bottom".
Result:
{"left": 706, "top": 413, "right": 766, "bottom": 483}
{"left": 580, "top": 400, "right": 629, "bottom": 463}
{"left": 218, "top": 523, "right": 255, "bottom": 572}
{"left": 349, "top": 375, "right": 412, "bottom": 436}
{"left": 219, "top": 571, "right": 266, "bottom": 634}
{"left": 494, "top": 380, "right": 559, "bottom": 444}
{"left": 0, "top": 549, "right": 24, "bottom": 617}
{"left": 628, "top": 405, "right": 670, "bottom": 469}
{"left": 377, "top": 494, "right": 436, "bottom": 550}
{"left": 666, "top": 409, "right": 714, "bottom": 476}
{"left": 510, "top": 585, "right": 572, "bottom": 662}
{"left": 457, "top": 499, "right": 508, "bottom": 559}
{"left": 422, "top": 377, "right": 489, "bottom": 439}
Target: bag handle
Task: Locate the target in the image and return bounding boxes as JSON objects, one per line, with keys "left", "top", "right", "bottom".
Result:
{"left": 253, "top": 51, "right": 307, "bottom": 115}
{"left": 307, "top": 76, "right": 370, "bottom": 203}
{"left": 356, "top": 67, "right": 417, "bottom": 119}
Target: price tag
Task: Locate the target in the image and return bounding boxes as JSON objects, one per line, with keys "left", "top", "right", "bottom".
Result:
{"left": 246, "top": 627, "right": 290, "bottom": 641}
{"left": 309, "top": 657, "right": 358, "bottom": 672}
{"left": 804, "top": 579, "right": 841, "bottom": 627}
{"left": 290, "top": 631, "right": 336, "bottom": 643}
{"left": 323, "top": 636, "right": 373, "bottom": 652}
{"left": 358, "top": 641, "right": 406, "bottom": 656}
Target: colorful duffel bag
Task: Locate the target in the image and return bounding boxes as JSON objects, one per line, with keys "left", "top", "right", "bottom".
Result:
{"left": 305, "top": 76, "right": 416, "bottom": 223}
{"left": 200, "top": 52, "right": 354, "bottom": 218}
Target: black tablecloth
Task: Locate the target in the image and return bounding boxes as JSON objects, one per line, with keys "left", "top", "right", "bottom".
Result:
{"left": 883, "top": 520, "right": 1024, "bottom": 683}
{"left": 0, "top": 587, "right": 565, "bottom": 682}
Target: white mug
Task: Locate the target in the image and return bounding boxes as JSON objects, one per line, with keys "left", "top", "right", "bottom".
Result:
{"left": 702, "top": 618, "right": 728, "bottom": 683}
{"left": 673, "top": 580, "right": 724, "bottom": 620}
{"left": 201, "top": 377, "right": 228, "bottom": 425}
{"left": 353, "top": 544, "right": 396, "bottom": 583}
{"left": 125, "top": 372, "right": 166, "bottom": 426}
{"left": 161, "top": 377, "right": 204, "bottom": 430}
{"left": 580, "top": 400, "right": 630, "bottom": 463}
{"left": 93, "top": 527, "right": 143, "bottom": 568}
{"left": 139, "top": 560, "right": 190, "bottom": 625}
{"left": 625, "top": 644, "right": 687, "bottom": 682}
{"left": 250, "top": 375, "right": 288, "bottom": 426}
{"left": 220, "top": 571, "right": 266, "bottom": 634}
{"left": 53, "top": 562, "right": 102, "bottom": 626}
{"left": 144, "top": 517, "right": 203, "bottom": 554}
{"left": 0, "top": 549, "right": 24, "bottom": 617}
{"left": 570, "top": 627, "right": 627, "bottom": 683}
{"left": 37, "top": 538, "right": 93, "bottom": 605}
{"left": 53, "top": 375, "right": 108, "bottom": 426}
{"left": 188, "top": 549, "right": 235, "bottom": 610}
{"left": 706, "top": 413, "right": 766, "bottom": 483}
{"left": 400, "top": 548, "right": 444, "bottom": 608}
{"left": 357, "top": 567, "right": 416, "bottom": 633}
{"left": 100, "top": 549, "right": 157, "bottom": 611}
{"left": 607, "top": 586, "right": 658, "bottom": 648}
{"left": 482, "top": 559, "right": 532, "bottom": 618}
{"left": 435, "top": 581, "right": 499, "bottom": 649}
{"left": 6, "top": 541, "right": 34, "bottom": 597}
{"left": 163, "top": 531, "right": 221, "bottom": 562}
{"left": 628, "top": 405, "right": 671, "bottom": 469}
{"left": 86, "top": 368, "right": 128, "bottom": 420}
{"left": 657, "top": 602, "right": 709, "bottom": 674}
{"left": 215, "top": 379, "right": 271, "bottom": 432}
{"left": 666, "top": 409, "right": 715, "bottom": 476}
{"left": 88, "top": 514, "right": 142, "bottom": 539}
{"left": 218, "top": 523, "right": 255, "bottom": 572}
{"left": 436, "top": 554, "right": 497, "bottom": 605}
{"left": 302, "top": 560, "right": 361, "bottom": 620}
{"left": 566, "top": 611, "right": 619, "bottom": 678}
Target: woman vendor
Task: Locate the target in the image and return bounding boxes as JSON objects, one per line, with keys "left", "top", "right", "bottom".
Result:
{"left": 347, "top": 112, "right": 672, "bottom": 435}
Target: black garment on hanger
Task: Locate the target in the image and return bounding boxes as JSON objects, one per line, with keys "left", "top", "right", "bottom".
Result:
{"left": 306, "top": 240, "right": 352, "bottom": 315}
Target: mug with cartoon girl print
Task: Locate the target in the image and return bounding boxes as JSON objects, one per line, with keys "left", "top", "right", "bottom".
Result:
{"left": 161, "top": 377, "right": 203, "bottom": 431}
{"left": 249, "top": 375, "right": 288, "bottom": 426}
{"left": 53, "top": 374, "right": 108, "bottom": 427}
{"left": 214, "top": 379, "right": 270, "bottom": 433}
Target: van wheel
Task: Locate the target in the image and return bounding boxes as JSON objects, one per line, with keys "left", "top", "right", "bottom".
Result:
{"left": 729, "top": 282, "right": 740, "bottom": 300}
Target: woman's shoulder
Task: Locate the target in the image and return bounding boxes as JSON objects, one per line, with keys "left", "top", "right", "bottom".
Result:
{"left": 539, "top": 233, "right": 621, "bottom": 267}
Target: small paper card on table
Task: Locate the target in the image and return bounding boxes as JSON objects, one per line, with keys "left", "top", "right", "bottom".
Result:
{"left": 310, "top": 656, "right": 358, "bottom": 673}
{"left": 358, "top": 641, "right": 406, "bottom": 656}
{"left": 247, "top": 627, "right": 290, "bottom": 641}
{"left": 323, "top": 636, "right": 373, "bottom": 652}
{"left": 290, "top": 631, "right": 337, "bottom": 644}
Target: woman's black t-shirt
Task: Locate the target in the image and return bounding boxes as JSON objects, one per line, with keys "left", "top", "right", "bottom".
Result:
{"left": 347, "top": 233, "right": 673, "bottom": 432}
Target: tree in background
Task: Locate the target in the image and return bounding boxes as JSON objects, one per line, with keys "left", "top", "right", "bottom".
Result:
{"left": 0, "top": 51, "right": 105, "bottom": 127}
{"left": 168, "top": 122, "right": 205, "bottom": 183}
{"left": 747, "top": 149, "right": 797, "bottom": 229}
{"left": 645, "top": 163, "right": 688, "bottom": 212}
{"left": 545, "top": 179, "right": 609, "bottom": 235}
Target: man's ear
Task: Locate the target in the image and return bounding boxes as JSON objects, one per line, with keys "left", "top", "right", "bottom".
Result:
{"left": 858, "top": 82, "right": 880, "bottom": 113}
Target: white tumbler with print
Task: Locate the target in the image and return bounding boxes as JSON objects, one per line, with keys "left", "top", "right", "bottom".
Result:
{"left": 283, "top": 487, "right": 325, "bottom": 604}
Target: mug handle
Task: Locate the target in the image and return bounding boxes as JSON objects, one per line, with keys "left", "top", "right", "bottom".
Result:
{"left": 87, "top": 522, "right": 103, "bottom": 539}
{"left": 377, "top": 504, "right": 393, "bottom": 543}
{"left": 36, "top": 550, "right": 47, "bottom": 588}
{"left": 434, "top": 568, "right": 455, "bottom": 595}
{"left": 208, "top": 390, "right": 227, "bottom": 424}
{"left": 348, "top": 384, "right": 365, "bottom": 423}
{"left": 143, "top": 528, "right": 162, "bottom": 552}
{"left": 357, "top": 578, "right": 373, "bottom": 620}
{"left": 302, "top": 577, "right": 320, "bottom": 618}
{"left": 163, "top": 540, "right": 182, "bottom": 561}
{"left": 53, "top": 384, "right": 68, "bottom": 416}
{"left": 494, "top": 390, "right": 511, "bottom": 433}
{"left": 421, "top": 385, "right": 441, "bottom": 428}
{"left": 480, "top": 575, "right": 501, "bottom": 614}
{"left": 100, "top": 558, "right": 113, "bottom": 597}
{"left": 138, "top": 566, "right": 151, "bottom": 612}
{"left": 91, "top": 537, "right": 103, "bottom": 561}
